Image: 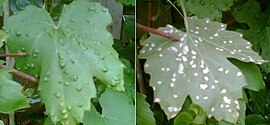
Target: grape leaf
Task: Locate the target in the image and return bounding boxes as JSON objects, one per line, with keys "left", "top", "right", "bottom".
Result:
{"left": 230, "top": 59, "right": 265, "bottom": 91}
{"left": 5, "top": 1, "right": 124, "bottom": 124}
{"left": 139, "top": 16, "right": 264, "bottom": 123}
{"left": 178, "top": 0, "right": 234, "bottom": 21}
{"left": 83, "top": 89, "right": 135, "bottom": 125}
{"left": 0, "top": 68, "right": 29, "bottom": 113}
{"left": 258, "top": 27, "right": 270, "bottom": 73}
{"left": 136, "top": 93, "right": 156, "bottom": 125}
{"left": 232, "top": 0, "right": 270, "bottom": 43}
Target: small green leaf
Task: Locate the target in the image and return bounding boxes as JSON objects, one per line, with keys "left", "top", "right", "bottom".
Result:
{"left": 179, "top": 0, "right": 234, "bottom": 21}
{"left": 174, "top": 112, "right": 193, "bottom": 125}
{"left": 0, "top": 68, "right": 29, "bottom": 113}
{"left": 229, "top": 59, "right": 265, "bottom": 91}
{"left": 136, "top": 93, "right": 156, "bottom": 125}
{"left": 83, "top": 89, "right": 135, "bottom": 125}
{"left": 189, "top": 104, "right": 207, "bottom": 124}
{"left": 259, "top": 27, "right": 270, "bottom": 73}
{"left": 245, "top": 115, "right": 267, "bottom": 125}
{"left": 139, "top": 16, "right": 263, "bottom": 123}
{"left": 5, "top": 0, "right": 124, "bottom": 124}
{"left": 121, "top": 59, "right": 135, "bottom": 100}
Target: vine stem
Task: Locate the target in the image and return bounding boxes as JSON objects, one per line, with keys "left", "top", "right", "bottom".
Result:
{"left": 136, "top": 23, "right": 180, "bottom": 41}
{"left": 49, "top": 0, "right": 55, "bottom": 14}
{"left": 179, "top": 0, "right": 189, "bottom": 33}
{"left": 0, "top": 53, "right": 26, "bottom": 57}
{"left": 0, "top": 64, "right": 39, "bottom": 83}
{"left": 136, "top": 50, "right": 145, "bottom": 94}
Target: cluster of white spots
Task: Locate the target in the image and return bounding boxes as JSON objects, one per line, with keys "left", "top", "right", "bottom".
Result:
{"left": 168, "top": 106, "right": 180, "bottom": 112}
{"left": 220, "top": 89, "right": 227, "bottom": 94}
{"left": 236, "top": 72, "right": 242, "bottom": 76}
{"left": 167, "top": 24, "right": 173, "bottom": 28}
{"left": 151, "top": 43, "right": 155, "bottom": 47}
{"left": 235, "top": 100, "right": 240, "bottom": 110}
{"left": 204, "top": 76, "right": 209, "bottom": 81}
{"left": 164, "top": 28, "right": 174, "bottom": 33}
{"left": 211, "top": 107, "right": 215, "bottom": 112}
{"left": 154, "top": 98, "right": 160, "bottom": 102}
{"left": 224, "top": 69, "right": 229, "bottom": 74}
{"left": 248, "top": 56, "right": 254, "bottom": 62}
{"left": 202, "top": 67, "right": 209, "bottom": 74}
{"left": 215, "top": 47, "right": 224, "bottom": 51}
{"left": 203, "top": 96, "right": 209, "bottom": 100}
{"left": 161, "top": 67, "right": 170, "bottom": 72}
{"left": 178, "top": 63, "right": 184, "bottom": 74}
{"left": 170, "top": 46, "right": 178, "bottom": 52}
{"left": 171, "top": 77, "right": 177, "bottom": 82}
{"left": 191, "top": 50, "right": 197, "bottom": 55}
{"left": 173, "top": 94, "right": 178, "bottom": 98}
{"left": 223, "top": 96, "right": 232, "bottom": 104}
{"left": 180, "top": 34, "right": 186, "bottom": 41}
{"left": 183, "top": 45, "right": 189, "bottom": 54}
{"left": 200, "top": 83, "right": 208, "bottom": 90}
{"left": 220, "top": 104, "right": 224, "bottom": 108}
{"left": 141, "top": 50, "right": 146, "bottom": 53}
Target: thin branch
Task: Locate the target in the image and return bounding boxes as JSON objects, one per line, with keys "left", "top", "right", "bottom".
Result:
{"left": 136, "top": 50, "right": 145, "bottom": 94}
{"left": 0, "top": 53, "right": 26, "bottom": 57}
{"left": 0, "top": 64, "right": 39, "bottom": 83}
{"left": 136, "top": 23, "right": 180, "bottom": 41}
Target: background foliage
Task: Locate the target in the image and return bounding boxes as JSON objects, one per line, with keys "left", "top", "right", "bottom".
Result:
{"left": 0, "top": 0, "right": 135, "bottom": 125}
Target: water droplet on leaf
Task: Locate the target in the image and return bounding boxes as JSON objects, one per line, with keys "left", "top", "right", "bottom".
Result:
{"left": 16, "top": 32, "right": 21, "bottom": 36}
{"left": 64, "top": 82, "right": 69, "bottom": 86}
{"left": 55, "top": 93, "right": 61, "bottom": 98}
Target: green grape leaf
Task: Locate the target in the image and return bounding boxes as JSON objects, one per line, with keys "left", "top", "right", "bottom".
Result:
{"left": 121, "top": 59, "right": 135, "bottom": 100}
{"left": 179, "top": 0, "right": 234, "bottom": 21}
{"left": 139, "top": 16, "right": 264, "bottom": 123}
{"left": 232, "top": 0, "right": 270, "bottom": 43}
{"left": 5, "top": 1, "right": 124, "bottom": 124}
{"left": 259, "top": 27, "right": 270, "bottom": 73}
{"left": 136, "top": 93, "right": 156, "bottom": 125}
{"left": 83, "top": 89, "right": 135, "bottom": 125}
{"left": 230, "top": 59, "right": 265, "bottom": 91}
{"left": 116, "top": 0, "right": 135, "bottom": 6}
{"left": 0, "top": 68, "right": 29, "bottom": 113}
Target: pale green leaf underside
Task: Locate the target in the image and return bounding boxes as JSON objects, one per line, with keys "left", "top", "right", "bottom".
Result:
{"left": 0, "top": 68, "right": 29, "bottom": 113}
{"left": 136, "top": 93, "right": 156, "bottom": 125}
{"left": 139, "top": 16, "right": 263, "bottom": 123}
{"left": 179, "top": 0, "right": 234, "bottom": 21}
{"left": 83, "top": 89, "right": 135, "bottom": 125}
{"left": 5, "top": 1, "right": 124, "bottom": 124}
